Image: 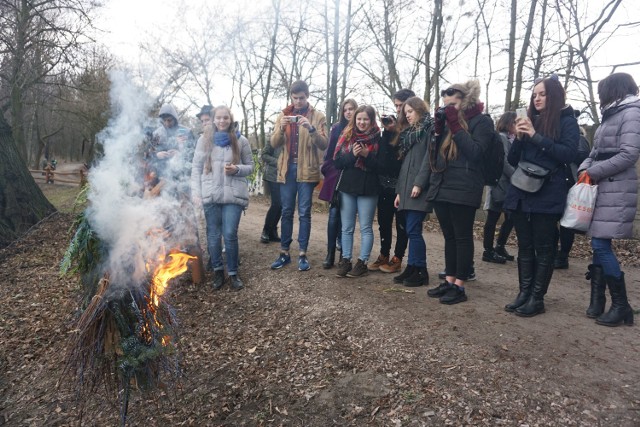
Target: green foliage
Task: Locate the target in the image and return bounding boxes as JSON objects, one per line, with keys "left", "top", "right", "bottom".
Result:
{"left": 60, "top": 212, "right": 102, "bottom": 277}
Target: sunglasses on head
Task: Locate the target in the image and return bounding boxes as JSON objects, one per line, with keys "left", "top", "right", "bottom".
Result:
{"left": 440, "top": 88, "right": 461, "bottom": 97}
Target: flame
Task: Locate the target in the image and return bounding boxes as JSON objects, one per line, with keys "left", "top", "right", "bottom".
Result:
{"left": 150, "top": 252, "right": 196, "bottom": 306}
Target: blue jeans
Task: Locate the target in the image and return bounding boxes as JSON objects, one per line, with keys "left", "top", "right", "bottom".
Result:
{"left": 339, "top": 192, "right": 377, "bottom": 262}
{"left": 279, "top": 163, "right": 317, "bottom": 252}
{"left": 405, "top": 210, "right": 427, "bottom": 268}
{"left": 591, "top": 237, "right": 622, "bottom": 278}
{"left": 204, "top": 203, "right": 243, "bottom": 275}
{"left": 327, "top": 204, "right": 342, "bottom": 251}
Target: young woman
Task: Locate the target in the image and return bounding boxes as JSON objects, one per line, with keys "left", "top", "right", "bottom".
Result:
{"left": 482, "top": 111, "right": 516, "bottom": 264}
{"left": 503, "top": 75, "right": 579, "bottom": 316}
{"left": 392, "top": 96, "right": 433, "bottom": 287}
{"left": 425, "top": 80, "right": 494, "bottom": 305}
{"left": 191, "top": 106, "right": 254, "bottom": 291}
{"left": 318, "top": 99, "right": 357, "bottom": 268}
{"left": 333, "top": 105, "right": 382, "bottom": 278}
{"left": 578, "top": 72, "right": 639, "bottom": 327}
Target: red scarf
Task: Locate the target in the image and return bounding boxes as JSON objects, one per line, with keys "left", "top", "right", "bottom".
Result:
{"left": 333, "top": 125, "right": 380, "bottom": 170}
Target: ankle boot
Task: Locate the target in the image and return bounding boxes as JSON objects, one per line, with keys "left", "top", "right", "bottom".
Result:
{"left": 585, "top": 264, "right": 606, "bottom": 318}
{"left": 260, "top": 227, "right": 270, "bottom": 243}
{"left": 515, "top": 252, "right": 554, "bottom": 317}
{"left": 393, "top": 265, "right": 415, "bottom": 284}
{"left": 323, "top": 247, "right": 336, "bottom": 269}
{"left": 494, "top": 245, "right": 514, "bottom": 261}
{"left": 505, "top": 256, "right": 534, "bottom": 312}
{"left": 553, "top": 252, "right": 569, "bottom": 269}
{"left": 482, "top": 248, "right": 506, "bottom": 264}
{"left": 403, "top": 266, "right": 429, "bottom": 287}
{"left": 596, "top": 273, "right": 634, "bottom": 327}
{"left": 268, "top": 227, "right": 281, "bottom": 242}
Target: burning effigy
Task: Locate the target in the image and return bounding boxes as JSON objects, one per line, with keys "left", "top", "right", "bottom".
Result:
{"left": 60, "top": 72, "right": 201, "bottom": 425}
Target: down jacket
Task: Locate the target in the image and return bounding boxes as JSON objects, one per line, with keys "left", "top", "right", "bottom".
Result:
{"left": 579, "top": 95, "right": 640, "bottom": 239}
{"left": 191, "top": 133, "right": 254, "bottom": 208}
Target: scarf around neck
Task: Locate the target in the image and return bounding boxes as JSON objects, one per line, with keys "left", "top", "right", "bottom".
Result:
{"left": 398, "top": 115, "right": 434, "bottom": 160}
{"left": 334, "top": 124, "right": 381, "bottom": 170}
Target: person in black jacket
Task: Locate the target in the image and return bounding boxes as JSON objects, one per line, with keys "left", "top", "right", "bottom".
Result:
{"left": 425, "top": 80, "right": 494, "bottom": 305}
{"left": 333, "top": 105, "right": 383, "bottom": 278}
{"left": 553, "top": 125, "right": 590, "bottom": 269}
{"left": 368, "top": 89, "right": 414, "bottom": 274}
{"left": 503, "top": 75, "right": 579, "bottom": 317}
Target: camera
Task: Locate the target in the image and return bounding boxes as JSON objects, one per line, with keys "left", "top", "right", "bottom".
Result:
{"left": 286, "top": 115, "right": 299, "bottom": 123}
{"left": 381, "top": 115, "right": 396, "bottom": 125}
{"left": 435, "top": 106, "right": 446, "bottom": 121}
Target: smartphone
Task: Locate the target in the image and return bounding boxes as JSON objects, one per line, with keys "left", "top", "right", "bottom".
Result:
{"left": 516, "top": 108, "right": 527, "bottom": 119}
{"left": 286, "top": 115, "right": 299, "bottom": 123}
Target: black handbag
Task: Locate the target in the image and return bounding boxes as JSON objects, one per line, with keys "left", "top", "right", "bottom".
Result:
{"left": 510, "top": 161, "right": 551, "bottom": 193}
{"left": 330, "top": 171, "right": 343, "bottom": 208}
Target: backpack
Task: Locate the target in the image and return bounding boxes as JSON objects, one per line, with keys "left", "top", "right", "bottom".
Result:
{"left": 477, "top": 114, "right": 505, "bottom": 186}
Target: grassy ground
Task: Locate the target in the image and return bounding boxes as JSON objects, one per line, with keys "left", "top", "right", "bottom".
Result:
{"left": 39, "top": 184, "right": 83, "bottom": 214}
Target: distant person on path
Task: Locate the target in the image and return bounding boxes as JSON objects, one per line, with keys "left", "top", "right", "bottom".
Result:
{"left": 426, "top": 80, "right": 494, "bottom": 305}
{"left": 269, "top": 80, "right": 328, "bottom": 271}
{"left": 318, "top": 98, "right": 358, "bottom": 268}
{"left": 368, "top": 89, "right": 414, "bottom": 275}
{"left": 333, "top": 105, "right": 382, "bottom": 278}
{"left": 578, "top": 72, "right": 639, "bottom": 327}
{"left": 391, "top": 96, "right": 434, "bottom": 287}
{"left": 503, "top": 75, "right": 578, "bottom": 317}
{"left": 482, "top": 111, "right": 517, "bottom": 264}
{"left": 191, "top": 105, "right": 254, "bottom": 291}
{"left": 260, "top": 142, "right": 283, "bottom": 244}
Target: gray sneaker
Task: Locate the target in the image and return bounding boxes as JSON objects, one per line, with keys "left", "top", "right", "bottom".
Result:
{"left": 335, "top": 258, "right": 352, "bottom": 277}
{"left": 346, "top": 259, "right": 368, "bottom": 278}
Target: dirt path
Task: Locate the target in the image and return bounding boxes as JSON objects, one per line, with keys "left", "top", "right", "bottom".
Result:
{"left": 1, "top": 195, "right": 638, "bottom": 426}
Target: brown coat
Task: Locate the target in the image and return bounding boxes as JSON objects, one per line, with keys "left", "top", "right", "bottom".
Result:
{"left": 270, "top": 106, "right": 328, "bottom": 183}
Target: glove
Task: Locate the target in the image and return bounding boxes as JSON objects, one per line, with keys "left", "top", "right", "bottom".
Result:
{"left": 434, "top": 109, "right": 445, "bottom": 135}
{"left": 445, "top": 105, "right": 462, "bottom": 134}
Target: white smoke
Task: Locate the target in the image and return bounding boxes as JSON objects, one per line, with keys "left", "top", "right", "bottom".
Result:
{"left": 86, "top": 70, "right": 194, "bottom": 287}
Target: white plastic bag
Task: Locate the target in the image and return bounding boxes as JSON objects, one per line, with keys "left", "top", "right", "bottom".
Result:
{"left": 560, "top": 173, "right": 598, "bottom": 232}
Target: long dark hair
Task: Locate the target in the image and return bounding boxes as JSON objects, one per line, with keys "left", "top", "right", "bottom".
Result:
{"left": 528, "top": 77, "right": 565, "bottom": 139}
{"left": 203, "top": 105, "right": 240, "bottom": 173}
{"left": 598, "top": 72, "right": 638, "bottom": 107}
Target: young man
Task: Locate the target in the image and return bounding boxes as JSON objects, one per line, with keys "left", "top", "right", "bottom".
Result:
{"left": 270, "top": 80, "right": 328, "bottom": 271}
{"left": 196, "top": 104, "right": 213, "bottom": 131}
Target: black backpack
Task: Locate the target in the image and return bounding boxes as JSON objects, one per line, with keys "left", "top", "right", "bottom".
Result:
{"left": 479, "top": 115, "right": 505, "bottom": 186}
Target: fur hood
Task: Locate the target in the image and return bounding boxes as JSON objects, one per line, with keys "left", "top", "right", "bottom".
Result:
{"left": 447, "top": 79, "right": 482, "bottom": 111}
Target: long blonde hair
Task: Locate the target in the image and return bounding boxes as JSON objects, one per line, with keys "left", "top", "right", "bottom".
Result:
{"left": 203, "top": 105, "right": 240, "bottom": 173}
{"left": 439, "top": 109, "right": 469, "bottom": 161}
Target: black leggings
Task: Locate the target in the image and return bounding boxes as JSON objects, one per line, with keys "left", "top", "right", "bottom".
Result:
{"left": 511, "top": 211, "right": 559, "bottom": 262}
{"left": 263, "top": 180, "right": 282, "bottom": 230}
{"left": 377, "top": 190, "right": 407, "bottom": 258}
{"left": 483, "top": 209, "right": 514, "bottom": 250}
{"left": 433, "top": 202, "right": 476, "bottom": 281}
{"left": 556, "top": 225, "right": 575, "bottom": 255}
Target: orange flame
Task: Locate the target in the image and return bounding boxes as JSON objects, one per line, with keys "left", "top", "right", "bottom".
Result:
{"left": 150, "top": 252, "right": 196, "bottom": 306}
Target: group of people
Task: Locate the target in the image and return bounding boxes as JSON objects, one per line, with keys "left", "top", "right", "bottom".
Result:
{"left": 257, "top": 74, "right": 638, "bottom": 327}
{"left": 148, "top": 72, "right": 638, "bottom": 328}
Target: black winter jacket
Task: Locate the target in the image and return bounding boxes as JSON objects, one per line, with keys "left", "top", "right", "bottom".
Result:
{"left": 334, "top": 135, "right": 382, "bottom": 197}
{"left": 426, "top": 114, "right": 493, "bottom": 208}
{"left": 504, "top": 106, "right": 579, "bottom": 214}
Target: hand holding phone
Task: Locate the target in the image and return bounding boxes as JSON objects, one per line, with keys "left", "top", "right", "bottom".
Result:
{"left": 516, "top": 108, "right": 527, "bottom": 120}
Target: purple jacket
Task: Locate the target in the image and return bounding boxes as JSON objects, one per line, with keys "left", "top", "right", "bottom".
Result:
{"left": 579, "top": 96, "right": 640, "bottom": 239}
{"left": 319, "top": 122, "right": 347, "bottom": 202}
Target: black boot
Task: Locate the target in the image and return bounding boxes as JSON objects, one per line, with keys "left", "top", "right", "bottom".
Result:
{"left": 495, "top": 245, "right": 514, "bottom": 261}
{"left": 553, "top": 252, "right": 569, "bottom": 269}
{"left": 515, "top": 252, "right": 554, "bottom": 317}
{"left": 403, "top": 266, "right": 429, "bottom": 287}
{"left": 268, "top": 227, "right": 281, "bottom": 243}
{"left": 229, "top": 274, "right": 244, "bottom": 291}
{"left": 482, "top": 248, "right": 506, "bottom": 264}
{"left": 585, "top": 264, "right": 606, "bottom": 319}
{"left": 505, "top": 256, "right": 535, "bottom": 312}
{"left": 323, "top": 247, "right": 336, "bottom": 269}
{"left": 212, "top": 270, "right": 225, "bottom": 290}
{"left": 596, "top": 273, "right": 634, "bottom": 327}
{"left": 260, "top": 227, "right": 270, "bottom": 243}
{"left": 393, "top": 265, "right": 415, "bottom": 284}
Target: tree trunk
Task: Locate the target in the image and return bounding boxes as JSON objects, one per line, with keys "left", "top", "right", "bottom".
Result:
{"left": 0, "top": 114, "right": 56, "bottom": 248}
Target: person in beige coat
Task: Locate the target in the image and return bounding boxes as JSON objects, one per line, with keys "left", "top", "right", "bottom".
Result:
{"left": 269, "top": 80, "right": 328, "bottom": 271}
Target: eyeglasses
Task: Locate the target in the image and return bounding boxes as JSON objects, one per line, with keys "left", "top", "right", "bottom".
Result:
{"left": 440, "top": 88, "right": 461, "bottom": 97}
